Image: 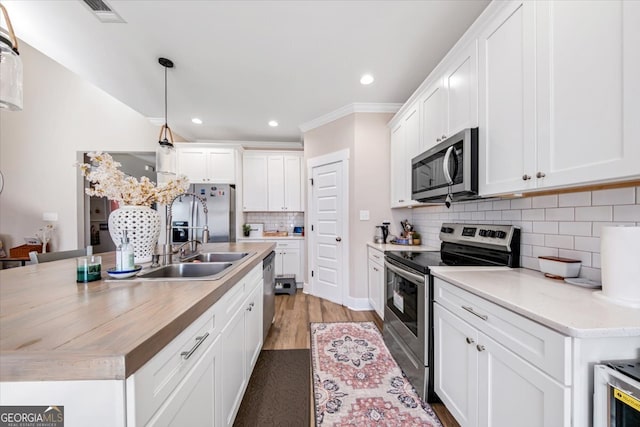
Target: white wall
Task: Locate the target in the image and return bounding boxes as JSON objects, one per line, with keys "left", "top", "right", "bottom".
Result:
{"left": 411, "top": 186, "right": 640, "bottom": 281}
{"left": 0, "top": 42, "right": 162, "bottom": 251}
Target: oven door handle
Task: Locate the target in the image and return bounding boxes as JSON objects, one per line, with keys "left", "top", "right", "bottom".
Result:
{"left": 384, "top": 261, "right": 425, "bottom": 285}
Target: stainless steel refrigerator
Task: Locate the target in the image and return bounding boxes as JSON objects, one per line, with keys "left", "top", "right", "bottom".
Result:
{"left": 171, "top": 184, "right": 236, "bottom": 243}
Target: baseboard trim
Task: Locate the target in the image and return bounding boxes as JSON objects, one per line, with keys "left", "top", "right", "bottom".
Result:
{"left": 344, "top": 296, "right": 373, "bottom": 311}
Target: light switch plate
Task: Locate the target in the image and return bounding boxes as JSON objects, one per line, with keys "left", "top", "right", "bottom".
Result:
{"left": 42, "top": 212, "right": 58, "bottom": 221}
{"left": 359, "top": 210, "right": 370, "bottom": 221}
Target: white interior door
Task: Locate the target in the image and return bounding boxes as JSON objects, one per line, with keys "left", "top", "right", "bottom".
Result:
{"left": 309, "top": 160, "right": 345, "bottom": 305}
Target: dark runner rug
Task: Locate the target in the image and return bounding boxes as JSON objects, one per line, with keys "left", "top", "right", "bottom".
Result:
{"left": 234, "top": 349, "right": 310, "bottom": 427}
{"left": 311, "top": 322, "right": 442, "bottom": 426}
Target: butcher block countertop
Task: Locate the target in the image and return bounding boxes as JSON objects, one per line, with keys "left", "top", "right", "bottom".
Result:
{"left": 0, "top": 242, "right": 275, "bottom": 382}
{"left": 431, "top": 266, "right": 640, "bottom": 339}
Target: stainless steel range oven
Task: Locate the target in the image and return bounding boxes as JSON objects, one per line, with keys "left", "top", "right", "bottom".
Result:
{"left": 383, "top": 222, "right": 520, "bottom": 401}
{"left": 594, "top": 360, "right": 640, "bottom": 426}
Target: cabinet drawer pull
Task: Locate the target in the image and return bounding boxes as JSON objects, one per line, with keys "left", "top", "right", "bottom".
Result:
{"left": 536, "top": 171, "right": 546, "bottom": 178}
{"left": 465, "top": 337, "right": 475, "bottom": 344}
{"left": 476, "top": 344, "right": 486, "bottom": 352}
{"left": 462, "top": 305, "right": 488, "bottom": 321}
{"left": 180, "top": 332, "right": 210, "bottom": 360}
{"left": 522, "top": 174, "right": 531, "bottom": 181}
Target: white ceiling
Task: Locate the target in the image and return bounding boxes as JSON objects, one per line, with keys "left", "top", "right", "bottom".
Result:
{"left": 5, "top": 0, "right": 489, "bottom": 143}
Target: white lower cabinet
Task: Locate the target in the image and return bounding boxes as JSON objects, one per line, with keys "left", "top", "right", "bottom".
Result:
{"left": 127, "top": 263, "right": 264, "bottom": 427}
{"left": 434, "top": 278, "right": 570, "bottom": 427}
{"left": 367, "top": 247, "right": 384, "bottom": 319}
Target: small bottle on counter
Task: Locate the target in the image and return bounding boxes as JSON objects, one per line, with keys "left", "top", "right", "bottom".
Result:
{"left": 122, "top": 231, "right": 135, "bottom": 271}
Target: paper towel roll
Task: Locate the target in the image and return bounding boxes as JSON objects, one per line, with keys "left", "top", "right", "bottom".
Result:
{"left": 598, "top": 226, "right": 640, "bottom": 307}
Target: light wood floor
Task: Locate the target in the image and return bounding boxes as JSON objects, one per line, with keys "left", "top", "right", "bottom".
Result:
{"left": 262, "top": 290, "right": 460, "bottom": 427}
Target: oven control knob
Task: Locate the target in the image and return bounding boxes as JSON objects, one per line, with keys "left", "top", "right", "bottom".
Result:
{"left": 496, "top": 231, "right": 507, "bottom": 239}
{"left": 487, "top": 230, "right": 496, "bottom": 238}
{"left": 479, "top": 229, "right": 487, "bottom": 237}
{"left": 441, "top": 227, "right": 454, "bottom": 234}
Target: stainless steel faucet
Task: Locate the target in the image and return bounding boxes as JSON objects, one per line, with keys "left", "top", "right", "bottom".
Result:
{"left": 163, "top": 192, "right": 210, "bottom": 265}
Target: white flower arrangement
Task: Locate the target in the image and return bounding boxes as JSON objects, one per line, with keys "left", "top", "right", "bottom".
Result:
{"left": 78, "top": 152, "right": 189, "bottom": 206}
{"left": 35, "top": 224, "right": 55, "bottom": 253}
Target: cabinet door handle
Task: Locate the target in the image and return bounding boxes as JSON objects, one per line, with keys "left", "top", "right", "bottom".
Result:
{"left": 436, "top": 138, "right": 441, "bottom": 142}
{"left": 398, "top": 199, "right": 405, "bottom": 203}
{"left": 476, "top": 344, "right": 486, "bottom": 352}
{"left": 442, "top": 134, "right": 447, "bottom": 139}
{"left": 536, "top": 171, "right": 546, "bottom": 178}
{"left": 522, "top": 174, "right": 531, "bottom": 181}
{"left": 462, "top": 305, "right": 488, "bottom": 321}
{"left": 336, "top": 237, "right": 342, "bottom": 242}
{"left": 180, "top": 332, "right": 210, "bottom": 360}
{"left": 466, "top": 337, "right": 475, "bottom": 344}
{"left": 373, "top": 267, "right": 379, "bottom": 272}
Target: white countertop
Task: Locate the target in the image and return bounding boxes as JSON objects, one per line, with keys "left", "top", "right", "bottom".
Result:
{"left": 367, "top": 242, "right": 440, "bottom": 252}
{"left": 430, "top": 266, "right": 640, "bottom": 338}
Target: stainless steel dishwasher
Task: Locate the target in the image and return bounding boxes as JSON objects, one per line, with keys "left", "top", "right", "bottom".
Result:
{"left": 262, "top": 251, "right": 276, "bottom": 340}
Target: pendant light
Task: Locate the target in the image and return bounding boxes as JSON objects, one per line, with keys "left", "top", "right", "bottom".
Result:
{"left": 156, "top": 57, "right": 176, "bottom": 176}
{"left": 0, "top": 3, "right": 23, "bottom": 111}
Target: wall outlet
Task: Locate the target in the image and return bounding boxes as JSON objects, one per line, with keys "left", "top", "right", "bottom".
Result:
{"left": 359, "top": 210, "right": 370, "bottom": 221}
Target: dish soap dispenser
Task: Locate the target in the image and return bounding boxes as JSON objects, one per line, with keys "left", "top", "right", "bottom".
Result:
{"left": 120, "top": 230, "right": 135, "bottom": 271}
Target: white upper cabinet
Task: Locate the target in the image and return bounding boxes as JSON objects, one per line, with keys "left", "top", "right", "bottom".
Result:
{"left": 390, "top": 103, "right": 420, "bottom": 208}
{"left": 420, "top": 41, "right": 478, "bottom": 154}
{"left": 176, "top": 146, "right": 237, "bottom": 184}
{"left": 479, "top": 0, "right": 640, "bottom": 197}
{"left": 478, "top": 1, "right": 536, "bottom": 195}
{"left": 535, "top": 0, "right": 640, "bottom": 188}
{"left": 444, "top": 40, "right": 478, "bottom": 137}
{"left": 243, "top": 151, "right": 303, "bottom": 212}
{"left": 420, "top": 80, "right": 446, "bottom": 153}
{"left": 242, "top": 153, "right": 268, "bottom": 211}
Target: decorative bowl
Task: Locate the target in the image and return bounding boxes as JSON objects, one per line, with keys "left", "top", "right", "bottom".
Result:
{"left": 106, "top": 265, "right": 142, "bottom": 279}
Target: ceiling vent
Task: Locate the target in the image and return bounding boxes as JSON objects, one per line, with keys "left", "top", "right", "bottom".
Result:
{"left": 81, "top": 0, "right": 126, "bottom": 23}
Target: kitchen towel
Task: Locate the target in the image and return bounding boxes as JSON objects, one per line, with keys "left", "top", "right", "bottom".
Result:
{"left": 597, "top": 226, "right": 640, "bottom": 308}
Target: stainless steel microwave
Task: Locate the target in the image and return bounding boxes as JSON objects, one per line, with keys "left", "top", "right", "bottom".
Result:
{"left": 411, "top": 127, "right": 479, "bottom": 203}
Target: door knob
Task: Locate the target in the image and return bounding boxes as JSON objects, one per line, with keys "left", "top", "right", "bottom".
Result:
{"left": 336, "top": 237, "right": 342, "bottom": 242}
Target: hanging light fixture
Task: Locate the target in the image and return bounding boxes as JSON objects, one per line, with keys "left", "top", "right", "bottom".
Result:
{"left": 0, "top": 3, "right": 23, "bottom": 111}
{"left": 156, "top": 57, "right": 176, "bottom": 176}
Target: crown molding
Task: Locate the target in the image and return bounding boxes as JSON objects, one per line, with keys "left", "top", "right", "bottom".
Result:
{"left": 181, "top": 140, "right": 303, "bottom": 150}
{"left": 299, "top": 102, "right": 402, "bottom": 133}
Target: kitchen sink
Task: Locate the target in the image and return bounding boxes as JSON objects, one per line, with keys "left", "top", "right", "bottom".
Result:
{"left": 182, "top": 251, "right": 251, "bottom": 263}
{"left": 136, "top": 262, "right": 233, "bottom": 280}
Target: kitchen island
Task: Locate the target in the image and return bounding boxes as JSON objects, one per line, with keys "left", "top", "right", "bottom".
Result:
{"left": 0, "top": 241, "right": 275, "bottom": 426}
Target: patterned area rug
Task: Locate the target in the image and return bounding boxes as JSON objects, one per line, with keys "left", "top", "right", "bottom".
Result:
{"left": 311, "top": 322, "right": 442, "bottom": 427}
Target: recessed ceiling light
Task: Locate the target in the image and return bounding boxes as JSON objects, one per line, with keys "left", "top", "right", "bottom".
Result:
{"left": 268, "top": 120, "right": 279, "bottom": 127}
{"left": 360, "top": 74, "right": 375, "bottom": 85}
{"left": 191, "top": 118, "right": 203, "bottom": 124}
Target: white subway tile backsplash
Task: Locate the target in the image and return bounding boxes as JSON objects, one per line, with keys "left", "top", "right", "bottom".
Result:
{"left": 492, "top": 200, "right": 511, "bottom": 210}
{"left": 520, "top": 256, "right": 539, "bottom": 270}
{"left": 575, "top": 206, "right": 613, "bottom": 222}
{"left": 502, "top": 210, "right": 522, "bottom": 220}
{"left": 545, "top": 207, "right": 574, "bottom": 221}
{"left": 545, "top": 234, "right": 573, "bottom": 249}
{"left": 522, "top": 232, "right": 545, "bottom": 246}
{"left": 522, "top": 209, "right": 545, "bottom": 221}
{"left": 471, "top": 212, "right": 486, "bottom": 221}
{"left": 410, "top": 186, "right": 638, "bottom": 279}
{"left": 592, "top": 188, "right": 636, "bottom": 206}
{"left": 559, "top": 221, "right": 592, "bottom": 236}
{"left": 533, "top": 221, "right": 558, "bottom": 234}
{"left": 477, "top": 201, "right": 494, "bottom": 211}
{"left": 485, "top": 211, "right": 502, "bottom": 220}
{"left": 559, "top": 191, "right": 591, "bottom": 207}
{"left": 574, "top": 236, "right": 600, "bottom": 252}
{"left": 613, "top": 205, "right": 640, "bottom": 222}
{"left": 532, "top": 246, "right": 558, "bottom": 258}
{"left": 510, "top": 198, "right": 532, "bottom": 210}
{"left": 532, "top": 195, "right": 558, "bottom": 208}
